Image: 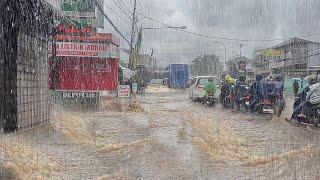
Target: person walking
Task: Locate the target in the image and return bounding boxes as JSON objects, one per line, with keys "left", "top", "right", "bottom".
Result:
{"left": 140, "top": 80, "right": 146, "bottom": 98}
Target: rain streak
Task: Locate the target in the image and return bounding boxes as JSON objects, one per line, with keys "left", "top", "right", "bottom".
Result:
{"left": 1, "top": 0, "right": 320, "bottom": 179}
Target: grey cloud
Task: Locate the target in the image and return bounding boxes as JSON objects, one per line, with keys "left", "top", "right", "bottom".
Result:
{"left": 102, "top": 0, "right": 320, "bottom": 65}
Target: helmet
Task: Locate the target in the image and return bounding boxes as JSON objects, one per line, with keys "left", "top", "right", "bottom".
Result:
{"left": 256, "top": 74, "right": 263, "bottom": 81}
{"left": 238, "top": 74, "right": 246, "bottom": 82}
{"left": 276, "top": 74, "right": 282, "bottom": 81}
{"left": 227, "top": 78, "right": 236, "bottom": 84}
{"left": 305, "top": 75, "right": 317, "bottom": 85}
{"left": 225, "top": 75, "right": 231, "bottom": 82}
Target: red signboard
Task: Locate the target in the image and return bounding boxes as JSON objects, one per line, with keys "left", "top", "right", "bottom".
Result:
{"left": 50, "top": 57, "right": 119, "bottom": 91}
{"left": 56, "top": 33, "right": 120, "bottom": 45}
{"left": 50, "top": 42, "right": 120, "bottom": 58}
{"left": 49, "top": 32, "right": 120, "bottom": 93}
{"left": 57, "top": 24, "right": 94, "bottom": 35}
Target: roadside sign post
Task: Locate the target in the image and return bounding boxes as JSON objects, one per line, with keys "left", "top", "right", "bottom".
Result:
{"left": 118, "top": 85, "right": 131, "bottom": 98}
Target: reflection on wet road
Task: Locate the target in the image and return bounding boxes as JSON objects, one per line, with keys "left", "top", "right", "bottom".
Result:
{"left": 1, "top": 91, "right": 320, "bottom": 179}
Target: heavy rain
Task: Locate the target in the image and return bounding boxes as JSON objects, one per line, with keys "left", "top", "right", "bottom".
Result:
{"left": 1, "top": 0, "right": 320, "bottom": 179}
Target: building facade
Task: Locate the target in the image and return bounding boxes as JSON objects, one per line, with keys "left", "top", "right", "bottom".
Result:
{"left": 254, "top": 38, "right": 320, "bottom": 78}
{"left": 227, "top": 56, "right": 254, "bottom": 80}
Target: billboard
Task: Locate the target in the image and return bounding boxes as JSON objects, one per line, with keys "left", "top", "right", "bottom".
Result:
{"left": 56, "top": 33, "right": 120, "bottom": 45}
{"left": 59, "top": 0, "right": 97, "bottom": 34}
{"left": 61, "top": 0, "right": 95, "bottom": 17}
{"left": 50, "top": 58, "right": 119, "bottom": 91}
{"left": 50, "top": 42, "right": 120, "bottom": 58}
{"left": 264, "top": 49, "right": 285, "bottom": 61}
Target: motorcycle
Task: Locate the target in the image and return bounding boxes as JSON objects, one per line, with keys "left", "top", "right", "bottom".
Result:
{"left": 254, "top": 98, "right": 274, "bottom": 114}
{"left": 297, "top": 104, "right": 320, "bottom": 127}
{"left": 262, "top": 99, "right": 274, "bottom": 114}
{"left": 241, "top": 95, "right": 252, "bottom": 111}
{"left": 237, "top": 86, "right": 251, "bottom": 111}
{"left": 203, "top": 93, "right": 217, "bottom": 107}
{"left": 223, "top": 94, "right": 235, "bottom": 109}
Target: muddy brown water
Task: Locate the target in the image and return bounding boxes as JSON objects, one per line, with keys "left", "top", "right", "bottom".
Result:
{"left": 0, "top": 91, "right": 320, "bottom": 179}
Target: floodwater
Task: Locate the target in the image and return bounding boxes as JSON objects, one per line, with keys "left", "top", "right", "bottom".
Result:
{"left": 1, "top": 90, "right": 320, "bottom": 179}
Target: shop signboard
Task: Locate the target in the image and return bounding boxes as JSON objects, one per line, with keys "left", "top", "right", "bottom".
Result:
{"left": 62, "top": 91, "right": 98, "bottom": 99}
{"left": 61, "top": 0, "right": 95, "bottom": 18}
{"left": 56, "top": 33, "right": 120, "bottom": 45}
{"left": 49, "top": 42, "right": 120, "bottom": 58}
{"left": 56, "top": 17, "right": 97, "bottom": 35}
{"left": 118, "top": 85, "right": 131, "bottom": 98}
{"left": 50, "top": 58, "right": 119, "bottom": 91}
{"left": 264, "top": 49, "right": 285, "bottom": 61}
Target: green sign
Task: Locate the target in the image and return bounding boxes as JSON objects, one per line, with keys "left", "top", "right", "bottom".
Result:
{"left": 61, "top": 0, "right": 95, "bottom": 17}
{"left": 69, "top": 17, "right": 96, "bottom": 27}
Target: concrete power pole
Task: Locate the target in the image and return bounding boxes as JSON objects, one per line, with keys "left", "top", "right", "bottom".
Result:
{"left": 149, "top": 48, "right": 154, "bottom": 68}
{"left": 129, "top": 0, "right": 137, "bottom": 70}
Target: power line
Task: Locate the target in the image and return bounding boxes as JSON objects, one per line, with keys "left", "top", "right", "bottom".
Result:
{"left": 139, "top": 15, "right": 285, "bottom": 42}
{"left": 94, "top": 0, "right": 130, "bottom": 46}
{"left": 137, "top": 13, "right": 320, "bottom": 43}
{"left": 154, "top": 48, "right": 227, "bottom": 56}
{"left": 104, "top": 2, "right": 131, "bottom": 24}
{"left": 116, "top": 0, "right": 134, "bottom": 15}
{"left": 112, "top": 0, "right": 132, "bottom": 19}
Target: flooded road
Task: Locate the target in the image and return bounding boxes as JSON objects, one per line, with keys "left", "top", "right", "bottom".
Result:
{"left": 1, "top": 90, "right": 320, "bottom": 179}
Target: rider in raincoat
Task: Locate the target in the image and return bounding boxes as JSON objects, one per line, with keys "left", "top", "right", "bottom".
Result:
{"left": 235, "top": 74, "right": 248, "bottom": 111}
{"left": 249, "top": 74, "right": 266, "bottom": 112}
{"left": 204, "top": 77, "right": 217, "bottom": 96}
{"left": 287, "top": 75, "right": 319, "bottom": 123}
{"left": 274, "top": 74, "right": 284, "bottom": 98}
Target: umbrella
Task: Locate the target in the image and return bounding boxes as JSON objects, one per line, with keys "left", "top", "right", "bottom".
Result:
{"left": 292, "top": 78, "right": 302, "bottom": 82}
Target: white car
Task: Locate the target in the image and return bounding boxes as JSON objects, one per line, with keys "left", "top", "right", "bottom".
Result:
{"left": 189, "top": 76, "right": 220, "bottom": 101}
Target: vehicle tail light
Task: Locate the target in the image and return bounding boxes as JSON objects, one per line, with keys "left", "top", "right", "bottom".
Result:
{"left": 264, "top": 99, "right": 272, "bottom": 105}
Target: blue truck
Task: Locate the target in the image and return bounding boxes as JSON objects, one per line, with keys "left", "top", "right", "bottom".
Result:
{"left": 165, "top": 64, "right": 190, "bottom": 89}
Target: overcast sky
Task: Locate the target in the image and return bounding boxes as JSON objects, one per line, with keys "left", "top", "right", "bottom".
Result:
{"left": 101, "top": 0, "right": 320, "bottom": 66}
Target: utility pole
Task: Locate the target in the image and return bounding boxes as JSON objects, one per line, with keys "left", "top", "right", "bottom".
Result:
{"left": 129, "top": 0, "right": 137, "bottom": 70}
{"left": 149, "top": 48, "right": 154, "bottom": 68}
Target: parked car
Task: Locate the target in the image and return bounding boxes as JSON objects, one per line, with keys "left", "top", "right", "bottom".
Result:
{"left": 189, "top": 76, "right": 220, "bottom": 101}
